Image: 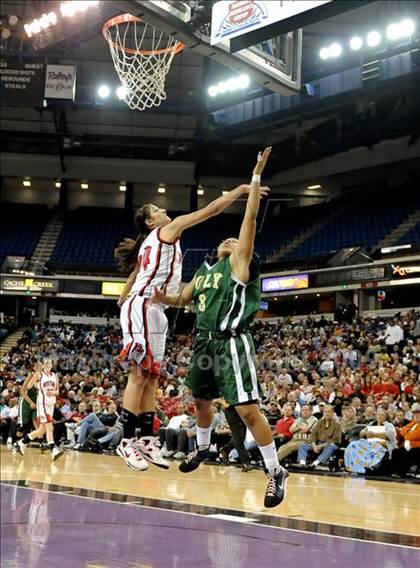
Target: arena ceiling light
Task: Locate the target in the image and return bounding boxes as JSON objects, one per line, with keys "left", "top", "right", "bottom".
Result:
{"left": 366, "top": 30, "right": 381, "bottom": 47}
{"left": 207, "top": 85, "right": 219, "bottom": 97}
{"left": 55, "top": 179, "right": 61, "bottom": 188}
{"left": 60, "top": 1, "right": 99, "bottom": 18}
{"left": 400, "top": 19, "right": 416, "bottom": 37}
{"left": 157, "top": 183, "right": 166, "bottom": 194}
{"left": 97, "top": 84, "right": 110, "bottom": 98}
{"left": 24, "top": 2, "right": 99, "bottom": 38}
{"left": 349, "top": 36, "right": 363, "bottom": 50}
{"left": 307, "top": 184, "right": 322, "bottom": 190}
{"left": 207, "top": 74, "right": 251, "bottom": 98}
{"left": 329, "top": 43, "right": 342, "bottom": 57}
{"left": 23, "top": 177, "right": 31, "bottom": 187}
{"left": 116, "top": 85, "right": 128, "bottom": 100}
{"left": 319, "top": 43, "right": 342, "bottom": 60}
{"left": 222, "top": 190, "right": 229, "bottom": 196}
{"left": 81, "top": 181, "right": 89, "bottom": 189}
{"left": 197, "top": 185, "right": 205, "bottom": 196}
{"left": 386, "top": 19, "right": 416, "bottom": 41}
{"left": 119, "top": 182, "right": 126, "bottom": 192}
{"left": 319, "top": 47, "right": 330, "bottom": 60}
{"left": 24, "top": 11, "right": 57, "bottom": 37}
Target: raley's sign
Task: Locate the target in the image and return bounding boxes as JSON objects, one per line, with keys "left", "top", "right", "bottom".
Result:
{"left": 391, "top": 264, "right": 420, "bottom": 277}
{"left": 1, "top": 278, "right": 59, "bottom": 291}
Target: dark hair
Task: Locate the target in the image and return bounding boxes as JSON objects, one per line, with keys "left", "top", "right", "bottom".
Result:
{"left": 114, "top": 204, "right": 153, "bottom": 273}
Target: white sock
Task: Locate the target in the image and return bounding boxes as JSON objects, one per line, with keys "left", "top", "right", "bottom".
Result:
{"left": 258, "top": 441, "right": 280, "bottom": 474}
{"left": 196, "top": 426, "right": 211, "bottom": 449}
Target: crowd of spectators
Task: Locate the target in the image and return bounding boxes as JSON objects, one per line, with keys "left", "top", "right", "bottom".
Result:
{"left": 0, "top": 309, "right": 419, "bottom": 479}
{"left": 0, "top": 314, "right": 16, "bottom": 342}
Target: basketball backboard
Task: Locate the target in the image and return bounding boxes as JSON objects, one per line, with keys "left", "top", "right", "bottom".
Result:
{"left": 121, "top": 0, "right": 303, "bottom": 95}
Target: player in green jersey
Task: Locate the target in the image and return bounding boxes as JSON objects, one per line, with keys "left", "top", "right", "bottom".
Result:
{"left": 17, "top": 364, "right": 40, "bottom": 435}
{"left": 153, "top": 147, "right": 289, "bottom": 508}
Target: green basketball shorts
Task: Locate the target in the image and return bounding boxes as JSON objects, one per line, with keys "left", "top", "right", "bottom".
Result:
{"left": 186, "top": 331, "right": 261, "bottom": 405}
{"left": 18, "top": 398, "right": 37, "bottom": 427}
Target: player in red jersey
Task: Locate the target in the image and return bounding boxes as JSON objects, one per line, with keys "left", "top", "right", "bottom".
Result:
{"left": 17, "top": 359, "right": 63, "bottom": 461}
{"left": 114, "top": 182, "right": 269, "bottom": 471}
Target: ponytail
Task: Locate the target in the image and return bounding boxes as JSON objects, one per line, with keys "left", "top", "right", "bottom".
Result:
{"left": 114, "top": 204, "right": 153, "bottom": 274}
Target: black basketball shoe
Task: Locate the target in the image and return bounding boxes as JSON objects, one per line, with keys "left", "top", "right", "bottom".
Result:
{"left": 179, "top": 447, "right": 211, "bottom": 473}
{"left": 264, "top": 466, "right": 289, "bottom": 508}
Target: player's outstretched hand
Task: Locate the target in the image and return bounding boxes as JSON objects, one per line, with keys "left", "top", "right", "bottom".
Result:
{"left": 241, "top": 184, "right": 270, "bottom": 198}
{"left": 151, "top": 286, "right": 169, "bottom": 305}
{"left": 253, "top": 146, "right": 272, "bottom": 176}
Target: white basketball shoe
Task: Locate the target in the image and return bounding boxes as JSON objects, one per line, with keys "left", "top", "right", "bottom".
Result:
{"left": 137, "top": 436, "right": 170, "bottom": 469}
{"left": 117, "top": 438, "right": 149, "bottom": 471}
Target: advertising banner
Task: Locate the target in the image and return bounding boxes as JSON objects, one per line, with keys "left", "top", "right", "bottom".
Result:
{"left": 44, "top": 64, "right": 76, "bottom": 100}
{"left": 261, "top": 273, "right": 309, "bottom": 293}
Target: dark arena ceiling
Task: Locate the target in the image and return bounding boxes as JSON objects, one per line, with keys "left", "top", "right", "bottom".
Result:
{"left": 0, "top": 0, "right": 420, "bottom": 181}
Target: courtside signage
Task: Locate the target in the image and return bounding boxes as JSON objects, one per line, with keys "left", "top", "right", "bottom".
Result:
{"left": 1, "top": 278, "right": 58, "bottom": 291}
{"left": 261, "top": 273, "right": 309, "bottom": 293}
{"left": 101, "top": 281, "right": 126, "bottom": 296}
{"left": 211, "top": 0, "right": 331, "bottom": 45}
{"left": 44, "top": 64, "right": 76, "bottom": 100}
{"left": 391, "top": 264, "right": 420, "bottom": 277}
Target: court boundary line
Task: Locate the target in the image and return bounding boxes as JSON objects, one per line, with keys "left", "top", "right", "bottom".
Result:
{"left": 2, "top": 481, "right": 419, "bottom": 550}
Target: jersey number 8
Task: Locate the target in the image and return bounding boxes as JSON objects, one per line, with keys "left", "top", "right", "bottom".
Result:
{"left": 198, "top": 294, "right": 207, "bottom": 312}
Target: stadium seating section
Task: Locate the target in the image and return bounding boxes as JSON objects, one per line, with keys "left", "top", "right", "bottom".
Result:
{"left": 4, "top": 193, "right": 418, "bottom": 279}
{"left": 398, "top": 222, "right": 420, "bottom": 245}
{"left": 50, "top": 208, "right": 135, "bottom": 271}
{"left": 0, "top": 204, "right": 49, "bottom": 264}
{"left": 285, "top": 201, "right": 418, "bottom": 261}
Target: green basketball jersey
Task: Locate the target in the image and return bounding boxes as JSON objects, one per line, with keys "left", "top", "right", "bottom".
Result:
{"left": 27, "top": 385, "right": 37, "bottom": 403}
{"left": 192, "top": 257, "right": 260, "bottom": 332}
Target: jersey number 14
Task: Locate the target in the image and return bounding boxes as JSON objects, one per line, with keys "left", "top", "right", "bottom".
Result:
{"left": 138, "top": 246, "right": 152, "bottom": 271}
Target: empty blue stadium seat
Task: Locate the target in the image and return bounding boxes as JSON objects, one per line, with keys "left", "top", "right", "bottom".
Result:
{"left": 0, "top": 204, "right": 49, "bottom": 263}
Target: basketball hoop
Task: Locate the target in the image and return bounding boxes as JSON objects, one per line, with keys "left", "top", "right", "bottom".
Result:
{"left": 102, "top": 13, "right": 185, "bottom": 111}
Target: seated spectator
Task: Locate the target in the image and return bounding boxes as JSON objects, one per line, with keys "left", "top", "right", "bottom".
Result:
{"left": 160, "top": 403, "right": 190, "bottom": 458}
{"left": 391, "top": 403, "right": 420, "bottom": 477}
{"left": 393, "top": 408, "right": 410, "bottom": 429}
{"left": 265, "top": 401, "right": 281, "bottom": 426}
{"left": 297, "top": 405, "right": 342, "bottom": 468}
{"left": 273, "top": 404, "right": 295, "bottom": 446}
{"left": 65, "top": 401, "right": 87, "bottom": 447}
{"left": 344, "top": 407, "right": 397, "bottom": 475}
{"left": 75, "top": 400, "right": 118, "bottom": 450}
{"left": 0, "top": 397, "right": 18, "bottom": 447}
{"left": 340, "top": 406, "right": 364, "bottom": 444}
{"left": 277, "top": 404, "right": 318, "bottom": 463}
{"left": 361, "top": 405, "right": 376, "bottom": 424}
{"left": 95, "top": 420, "right": 124, "bottom": 453}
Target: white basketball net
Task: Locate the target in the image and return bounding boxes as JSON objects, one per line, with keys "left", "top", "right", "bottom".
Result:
{"left": 103, "top": 15, "right": 183, "bottom": 111}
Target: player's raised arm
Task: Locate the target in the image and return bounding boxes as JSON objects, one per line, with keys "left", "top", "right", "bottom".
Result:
{"left": 231, "top": 147, "right": 272, "bottom": 276}
{"left": 151, "top": 278, "right": 195, "bottom": 308}
{"left": 160, "top": 183, "right": 269, "bottom": 243}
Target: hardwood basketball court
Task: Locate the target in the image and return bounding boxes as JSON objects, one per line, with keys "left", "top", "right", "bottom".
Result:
{"left": 2, "top": 447, "right": 419, "bottom": 567}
